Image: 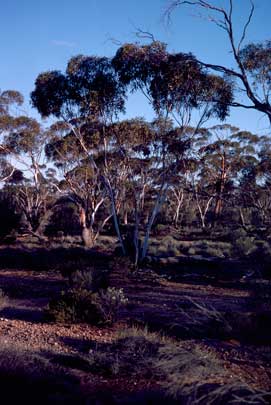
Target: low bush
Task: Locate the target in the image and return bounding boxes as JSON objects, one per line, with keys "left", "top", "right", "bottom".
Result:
{"left": 250, "top": 241, "right": 271, "bottom": 276}
{"left": 59, "top": 260, "right": 109, "bottom": 292}
{"left": 0, "top": 289, "right": 8, "bottom": 310}
{"left": 109, "top": 256, "right": 135, "bottom": 273}
{"left": 46, "top": 287, "right": 128, "bottom": 325}
{"left": 234, "top": 236, "right": 257, "bottom": 256}
{"left": 96, "top": 287, "right": 128, "bottom": 324}
{"left": 204, "top": 246, "right": 225, "bottom": 258}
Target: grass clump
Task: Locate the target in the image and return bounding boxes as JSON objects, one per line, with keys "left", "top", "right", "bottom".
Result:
{"left": 148, "top": 236, "right": 181, "bottom": 257}
{"left": 175, "top": 298, "right": 232, "bottom": 339}
{"left": 87, "top": 327, "right": 165, "bottom": 377}
{"left": 48, "top": 326, "right": 270, "bottom": 404}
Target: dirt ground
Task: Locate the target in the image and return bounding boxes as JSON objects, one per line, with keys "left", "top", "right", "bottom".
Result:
{"left": 0, "top": 264, "right": 270, "bottom": 400}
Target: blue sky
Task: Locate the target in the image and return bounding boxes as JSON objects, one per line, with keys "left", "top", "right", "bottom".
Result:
{"left": 1, "top": 0, "right": 270, "bottom": 133}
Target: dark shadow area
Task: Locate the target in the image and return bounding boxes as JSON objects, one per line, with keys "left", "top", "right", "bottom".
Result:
{"left": 0, "top": 306, "right": 45, "bottom": 323}
{"left": 0, "top": 273, "right": 64, "bottom": 299}
{"left": 0, "top": 347, "right": 85, "bottom": 405}
{"left": 0, "top": 246, "right": 110, "bottom": 271}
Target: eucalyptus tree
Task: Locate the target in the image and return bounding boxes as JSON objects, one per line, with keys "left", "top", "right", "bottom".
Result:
{"left": 45, "top": 120, "right": 129, "bottom": 246}
{"left": 32, "top": 43, "right": 232, "bottom": 261}
{"left": 195, "top": 124, "right": 260, "bottom": 223}
{"left": 238, "top": 136, "right": 271, "bottom": 225}
{"left": 166, "top": 0, "right": 271, "bottom": 125}
{"left": 0, "top": 90, "right": 24, "bottom": 183}
{"left": 0, "top": 90, "right": 53, "bottom": 235}
{"left": 2, "top": 115, "right": 52, "bottom": 233}
{"left": 113, "top": 41, "right": 233, "bottom": 259}
{"left": 31, "top": 55, "right": 127, "bottom": 251}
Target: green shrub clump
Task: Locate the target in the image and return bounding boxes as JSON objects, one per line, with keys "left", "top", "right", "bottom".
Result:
{"left": 46, "top": 287, "right": 128, "bottom": 325}
{"left": 60, "top": 261, "right": 108, "bottom": 292}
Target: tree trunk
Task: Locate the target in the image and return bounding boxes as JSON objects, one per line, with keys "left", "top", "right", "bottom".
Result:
{"left": 82, "top": 226, "right": 94, "bottom": 248}
{"left": 141, "top": 184, "right": 168, "bottom": 261}
{"left": 123, "top": 210, "right": 128, "bottom": 225}
{"left": 239, "top": 208, "right": 246, "bottom": 228}
{"left": 79, "top": 206, "right": 94, "bottom": 247}
{"left": 101, "top": 176, "right": 126, "bottom": 255}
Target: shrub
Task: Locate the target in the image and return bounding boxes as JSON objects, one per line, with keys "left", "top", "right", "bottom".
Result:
{"left": 187, "top": 247, "right": 196, "bottom": 256}
{"left": 157, "top": 343, "right": 269, "bottom": 403}
{"left": 59, "top": 260, "right": 108, "bottom": 292}
{"left": 147, "top": 236, "right": 182, "bottom": 257}
{"left": 46, "top": 289, "right": 95, "bottom": 324}
{"left": 109, "top": 256, "right": 134, "bottom": 273}
{"left": 234, "top": 236, "right": 257, "bottom": 257}
{"left": 46, "top": 287, "right": 127, "bottom": 325}
{"left": 69, "top": 269, "right": 94, "bottom": 291}
{"left": 250, "top": 241, "right": 271, "bottom": 276}
{"left": 204, "top": 247, "right": 225, "bottom": 258}
{"left": 0, "top": 289, "right": 8, "bottom": 310}
{"left": 95, "top": 287, "right": 128, "bottom": 325}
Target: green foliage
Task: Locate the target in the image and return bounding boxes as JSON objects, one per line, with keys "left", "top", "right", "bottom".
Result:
{"left": 234, "top": 236, "right": 257, "bottom": 257}
{"left": 60, "top": 260, "right": 108, "bottom": 292}
{"left": 95, "top": 287, "right": 128, "bottom": 324}
{"left": 46, "top": 288, "right": 97, "bottom": 324}
{"left": 148, "top": 235, "right": 182, "bottom": 257}
{"left": 158, "top": 344, "right": 223, "bottom": 400}
{"left": 187, "top": 247, "right": 197, "bottom": 256}
{"left": 204, "top": 246, "right": 225, "bottom": 258}
{"left": 68, "top": 269, "right": 93, "bottom": 290}
{"left": 46, "top": 287, "right": 127, "bottom": 325}
{"left": 31, "top": 56, "right": 125, "bottom": 120}
{"left": 76, "top": 326, "right": 269, "bottom": 404}
{"left": 112, "top": 42, "right": 233, "bottom": 119}
{"left": 250, "top": 241, "right": 271, "bottom": 275}
{"left": 0, "top": 90, "right": 23, "bottom": 115}
{"left": 240, "top": 41, "right": 271, "bottom": 94}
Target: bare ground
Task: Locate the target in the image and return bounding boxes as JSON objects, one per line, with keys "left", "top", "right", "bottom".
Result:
{"left": 0, "top": 265, "right": 270, "bottom": 399}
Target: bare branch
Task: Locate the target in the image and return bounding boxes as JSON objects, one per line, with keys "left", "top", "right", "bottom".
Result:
{"left": 237, "top": 1, "right": 255, "bottom": 54}
{"left": 0, "top": 167, "right": 15, "bottom": 183}
{"left": 135, "top": 28, "right": 157, "bottom": 42}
